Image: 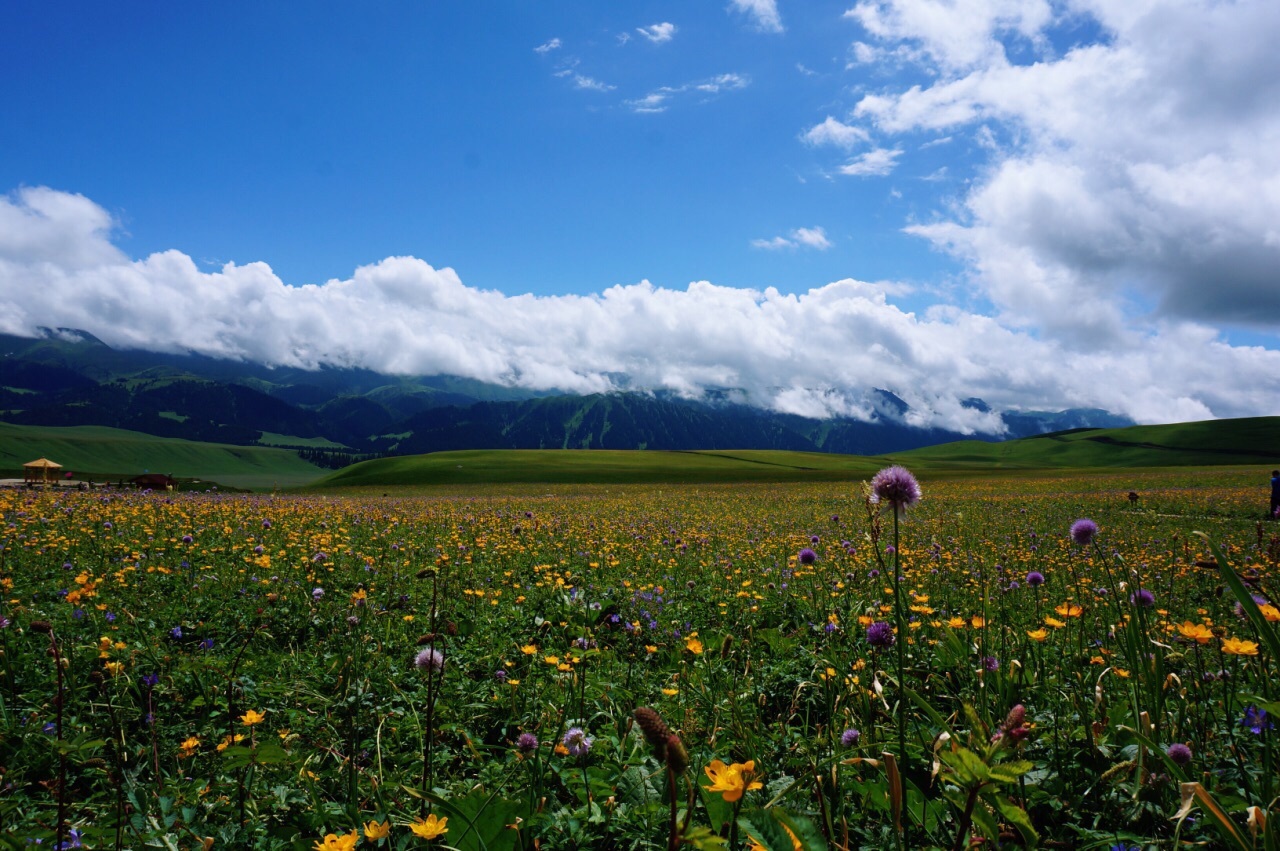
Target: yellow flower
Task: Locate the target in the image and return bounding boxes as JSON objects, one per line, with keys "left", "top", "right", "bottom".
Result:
{"left": 408, "top": 813, "right": 448, "bottom": 840}
{"left": 1222, "top": 637, "right": 1260, "bottom": 656}
{"left": 363, "top": 819, "right": 391, "bottom": 840}
{"left": 970, "top": 616, "right": 986, "bottom": 628}
{"left": 685, "top": 636, "right": 704, "bottom": 655}
{"left": 1026, "top": 628, "right": 1049, "bottom": 642}
{"left": 661, "top": 687, "right": 679, "bottom": 696}
{"left": 1177, "top": 622, "right": 1214, "bottom": 644}
{"left": 1055, "top": 603, "right": 1084, "bottom": 617}
{"left": 1260, "top": 604, "right": 1280, "bottom": 623}
{"left": 313, "top": 831, "right": 359, "bottom": 851}
{"left": 946, "top": 617, "right": 966, "bottom": 629}
{"left": 645, "top": 644, "right": 658, "bottom": 654}
{"left": 1044, "top": 617, "right": 1066, "bottom": 628}
{"left": 240, "top": 709, "right": 266, "bottom": 726}
{"left": 520, "top": 644, "right": 537, "bottom": 655}
{"left": 703, "top": 759, "right": 763, "bottom": 802}
{"left": 544, "top": 655, "right": 560, "bottom": 665}
{"left": 104, "top": 660, "right": 125, "bottom": 677}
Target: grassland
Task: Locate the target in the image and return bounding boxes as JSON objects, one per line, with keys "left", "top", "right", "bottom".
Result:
{"left": 0, "top": 422, "right": 327, "bottom": 489}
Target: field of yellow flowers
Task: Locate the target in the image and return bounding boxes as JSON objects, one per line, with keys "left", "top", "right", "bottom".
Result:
{"left": 1, "top": 466, "right": 1277, "bottom": 850}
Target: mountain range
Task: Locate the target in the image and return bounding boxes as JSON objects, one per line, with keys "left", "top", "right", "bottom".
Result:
{"left": 0, "top": 328, "right": 1133, "bottom": 462}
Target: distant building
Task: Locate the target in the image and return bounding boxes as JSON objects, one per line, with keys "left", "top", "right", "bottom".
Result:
{"left": 23, "top": 458, "right": 63, "bottom": 484}
{"left": 131, "top": 473, "right": 177, "bottom": 489}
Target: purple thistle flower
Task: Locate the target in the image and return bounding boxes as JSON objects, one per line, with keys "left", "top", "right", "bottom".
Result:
{"left": 1166, "top": 743, "right": 1192, "bottom": 765}
{"left": 1070, "top": 518, "right": 1099, "bottom": 546}
{"left": 312, "top": 587, "right": 325, "bottom": 601}
{"left": 798, "top": 548, "right": 818, "bottom": 565}
{"left": 415, "top": 648, "right": 445, "bottom": 673}
{"left": 562, "top": 727, "right": 593, "bottom": 757}
{"left": 1130, "top": 588, "right": 1155, "bottom": 608}
{"left": 866, "top": 621, "right": 895, "bottom": 648}
{"left": 870, "top": 466, "right": 922, "bottom": 514}
{"left": 840, "top": 728, "right": 861, "bottom": 747}
{"left": 516, "top": 732, "right": 539, "bottom": 753}
{"left": 1026, "top": 571, "right": 1045, "bottom": 587}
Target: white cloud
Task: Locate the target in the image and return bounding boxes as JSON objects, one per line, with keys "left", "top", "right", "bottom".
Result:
{"left": 847, "top": 0, "right": 1280, "bottom": 338}
{"left": 571, "top": 74, "right": 615, "bottom": 92}
{"left": 803, "top": 116, "right": 870, "bottom": 149}
{"left": 729, "top": 0, "right": 784, "bottom": 33}
{"left": 637, "top": 22, "right": 677, "bottom": 44}
{"left": 534, "top": 37, "right": 562, "bottom": 55}
{"left": 4, "top": 187, "right": 1279, "bottom": 430}
{"left": 844, "top": 0, "right": 1054, "bottom": 71}
{"left": 629, "top": 73, "right": 750, "bottom": 113}
{"left": 838, "top": 147, "right": 903, "bottom": 176}
{"left": 752, "top": 226, "right": 832, "bottom": 251}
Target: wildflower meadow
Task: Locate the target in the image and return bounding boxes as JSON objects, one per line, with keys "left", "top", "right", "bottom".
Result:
{"left": 1, "top": 466, "right": 1277, "bottom": 849}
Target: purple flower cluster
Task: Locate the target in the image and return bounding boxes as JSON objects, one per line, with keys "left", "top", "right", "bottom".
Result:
{"left": 870, "top": 466, "right": 922, "bottom": 513}
{"left": 1070, "top": 518, "right": 1099, "bottom": 546}
{"left": 866, "top": 621, "right": 895, "bottom": 648}
{"left": 562, "top": 727, "right": 593, "bottom": 757}
{"left": 798, "top": 547, "right": 818, "bottom": 566}
{"left": 1026, "top": 571, "right": 1045, "bottom": 587}
{"left": 840, "top": 728, "right": 861, "bottom": 747}
{"left": 414, "top": 648, "right": 445, "bottom": 673}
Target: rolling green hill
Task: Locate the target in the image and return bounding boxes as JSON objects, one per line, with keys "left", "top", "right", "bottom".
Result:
{"left": 311, "top": 416, "right": 1280, "bottom": 488}
{"left": 893, "top": 416, "right": 1280, "bottom": 469}
{"left": 0, "top": 423, "right": 328, "bottom": 489}
{"left": 309, "top": 449, "right": 889, "bottom": 488}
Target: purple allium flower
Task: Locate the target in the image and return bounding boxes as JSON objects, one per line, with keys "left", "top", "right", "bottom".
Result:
{"left": 1070, "top": 518, "right": 1099, "bottom": 546}
{"left": 494, "top": 669, "right": 507, "bottom": 681}
{"left": 798, "top": 548, "right": 818, "bottom": 566}
{"left": 346, "top": 615, "right": 360, "bottom": 626}
{"left": 868, "top": 569, "right": 880, "bottom": 579}
{"left": 866, "top": 621, "right": 895, "bottom": 648}
{"left": 563, "top": 727, "right": 593, "bottom": 757}
{"left": 262, "top": 519, "right": 271, "bottom": 528}
{"left": 870, "top": 466, "right": 922, "bottom": 513}
{"left": 181, "top": 535, "right": 193, "bottom": 544}
{"left": 516, "top": 732, "right": 539, "bottom": 754}
{"left": 1242, "top": 706, "right": 1273, "bottom": 735}
{"left": 1131, "top": 589, "right": 1155, "bottom": 608}
{"left": 983, "top": 655, "right": 1000, "bottom": 672}
{"left": 414, "top": 648, "right": 445, "bottom": 673}
{"left": 312, "top": 587, "right": 324, "bottom": 601}
{"left": 1026, "top": 571, "right": 1045, "bottom": 587}
{"left": 840, "top": 728, "right": 861, "bottom": 747}
{"left": 1166, "top": 743, "right": 1192, "bottom": 765}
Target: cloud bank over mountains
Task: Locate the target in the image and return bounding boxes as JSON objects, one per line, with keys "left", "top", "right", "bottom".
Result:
{"left": 2, "top": 185, "right": 1277, "bottom": 435}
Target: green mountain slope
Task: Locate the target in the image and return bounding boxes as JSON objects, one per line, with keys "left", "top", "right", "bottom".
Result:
{"left": 0, "top": 423, "right": 327, "bottom": 489}
{"left": 894, "top": 416, "right": 1280, "bottom": 469}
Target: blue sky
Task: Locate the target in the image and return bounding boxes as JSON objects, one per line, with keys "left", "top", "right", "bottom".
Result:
{"left": 1, "top": 2, "right": 973, "bottom": 299}
{"left": 3, "top": 1, "right": 1279, "bottom": 430}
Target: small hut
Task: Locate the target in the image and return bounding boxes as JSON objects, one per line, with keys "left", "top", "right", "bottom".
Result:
{"left": 23, "top": 458, "right": 63, "bottom": 484}
{"left": 131, "top": 473, "right": 177, "bottom": 490}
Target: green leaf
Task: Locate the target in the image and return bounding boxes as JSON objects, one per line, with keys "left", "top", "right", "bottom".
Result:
{"left": 681, "top": 825, "right": 729, "bottom": 850}
{"left": 992, "top": 794, "right": 1040, "bottom": 847}
{"left": 774, "top": 809, "right": 829, "bottom": 851}
{"left": 698, "top": 773, "right": 736, "bottom": 834}
{"left": 424, "top": 788, "right": 531, "bottom": 851}
{"left": 987, "top": 760, "right": 1034, "bottom": 784}
{"left": 942, "top": 747, "right": 989, "bottom": 785}
{"left": 737, "top": 809, "right": 798, "bottom": 851}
